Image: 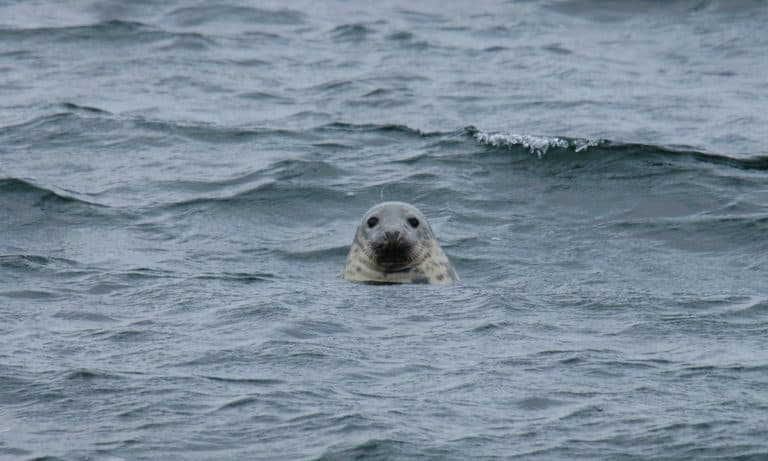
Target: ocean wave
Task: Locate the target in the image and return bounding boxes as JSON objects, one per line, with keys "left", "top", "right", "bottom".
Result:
{"left": 13, "top": 111, "right": 763, "bottom": 177}
{"left": 330, "top": 23, "right": 376, "bottom": 42}
{"left": 468, "top": 127, "right": 768, "bottom": 170}
{"left": 608, "top": 213, "right": 768, "bottom": 247}
{"left": 59, "top": 102, "right": 111, "bottom": 115}
{"left": 0, "top": 19, "right": 224, "bottom": 55}
{"left": 155, "top": 158, "right": 350, "bottom": 209}
{"left": 163, "top": 182, "right": 351, "bottom": 211}
{"left": 469, "top": 126, "right": 604, "bottom": 157}
{"left": 315, "top": 439, "right": 419, "bottom": 461}
{"left": 0, "top": 111, "right": 77, "bottom": 133}
{"left": 0, "top": 108, "right": 312, "bottom": 146}
{"left": 546, "top": 0, "right": 767, "bottom": 23}
{"left": 303, "top": 122, "right": 767, "bottom": 173}
{"left": 0, "top": 177, "right": 104, "bottom": 208}
{"left": 0, "top": 18, "right": 143, "bottom": 33}
{"left": 192, "top": 272, "right": 274, "bottom": 283}
{"left": 317, "top": 121, "right": 441, "bottom": 138}
{"left": 0, "top": 20, "right": 166, "bottom": 43}
{"left": 309, "top": 122, "right": 768, "bottom": 172}
{"left": 164, "top": 5, "right": 305, "bottom": 27}
{"left": 274, "top": 245, "right": 349, "bottom": 262}
{"left": 0, "top": 254, "right": 82, "bottom": 271}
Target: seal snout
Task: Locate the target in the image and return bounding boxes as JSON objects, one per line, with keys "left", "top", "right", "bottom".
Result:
{"left": 383, "top": 230, "right": 401, "bottom": 242}
{"left": 372, "top": 229, "right": 412, "bottom": 267}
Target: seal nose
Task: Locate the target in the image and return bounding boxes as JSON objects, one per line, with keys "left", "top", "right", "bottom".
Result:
{"left": 384, "top": 230, "right": 400, "bottom": 241}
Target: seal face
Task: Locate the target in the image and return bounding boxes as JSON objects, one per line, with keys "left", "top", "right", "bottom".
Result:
{"left": 342, "top": 202, "right": 459, "bottom": 285}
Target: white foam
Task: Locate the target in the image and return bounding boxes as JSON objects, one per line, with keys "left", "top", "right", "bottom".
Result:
{"left": 473, "top": 130, "right": 603, "bottom": 158}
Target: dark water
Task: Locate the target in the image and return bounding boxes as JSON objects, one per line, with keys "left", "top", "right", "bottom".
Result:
{"left": 2, "top": 1, "right": 768, "bottom": 459}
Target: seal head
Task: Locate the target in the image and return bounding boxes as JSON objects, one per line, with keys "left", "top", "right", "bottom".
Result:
{"left": 342, "top": 202, "right": 459, "bottom": 285}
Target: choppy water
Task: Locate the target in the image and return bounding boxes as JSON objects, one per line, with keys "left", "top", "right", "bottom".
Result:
{"left": 2, "top": 1, "right": 768, "bottom": 459}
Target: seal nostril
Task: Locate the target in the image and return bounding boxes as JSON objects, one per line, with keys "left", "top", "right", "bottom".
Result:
{"left": 384, "top": 230, "right": 400, "bottom": 241}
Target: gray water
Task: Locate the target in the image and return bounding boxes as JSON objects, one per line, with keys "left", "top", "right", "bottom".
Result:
{"left": 2, "top": 1, "right": 768, "bottom": 459}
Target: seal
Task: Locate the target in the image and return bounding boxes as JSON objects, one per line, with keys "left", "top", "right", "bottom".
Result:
{"left": 342, "top": 201, "right": 459, "bottom": 285}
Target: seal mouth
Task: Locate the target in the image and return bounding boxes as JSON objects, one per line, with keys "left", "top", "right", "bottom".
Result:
{"left": 372, "top": 241, "right": 413, "bottom": 270}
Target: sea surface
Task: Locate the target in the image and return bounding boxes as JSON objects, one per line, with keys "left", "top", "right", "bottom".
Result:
{"left": 2, "top": 1, "right": 768, "bottom": 459}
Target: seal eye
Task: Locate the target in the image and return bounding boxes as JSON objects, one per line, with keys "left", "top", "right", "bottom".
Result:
{"left": 407, "top": 217, "right": 419, "bottom": 228}
{"left": 367, "top": 216, "right": 379, "bottom": 228}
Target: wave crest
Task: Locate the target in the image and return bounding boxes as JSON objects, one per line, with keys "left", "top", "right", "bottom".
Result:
{"left": 468, "top": 127, "right": 604, "bottom": 157}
